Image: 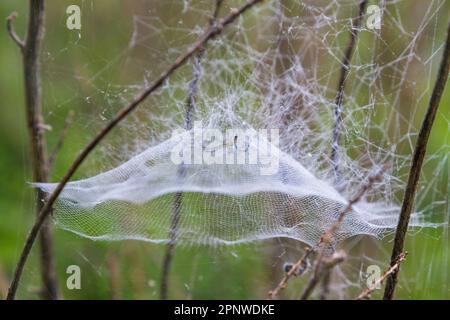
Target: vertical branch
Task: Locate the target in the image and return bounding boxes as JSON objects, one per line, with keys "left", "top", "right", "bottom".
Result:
{"left": 25, "top": 0, "right": 59, "bottom": 300}
{"left": 317, "top": 1, "right": 368, "bottom": 297}
{"left": 7, "top": 0, "right": 59, "bottom": 299}
{"left": 299, "top": 250, "right": 346, "bottom": 300}
{"left": 319, "top": 268, "right": 332, "bottom": 300}
{"left": 106, "top": 253, "right": 122, "bottom": 300}
{"left": 160, "top": 190, "right": 184, "bottom": 300}
{"left": 383, "top": 20, "right": 450, "bottom": 300}
{"left": 0, "top": 265, "right": 8, "bottom": 299}
{"left": 330, "top": 0, "right": 367, "bottom": 182}
{"left": 160, "top": 0, "right": 223, "bottom": 300}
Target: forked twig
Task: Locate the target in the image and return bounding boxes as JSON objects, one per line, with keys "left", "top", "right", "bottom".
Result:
{"left": 268, "top": 166, "right": 387, "bottom": 299}
{"left": 311, "top": 0, "right": 367, "bottom": 300}
{"left": 6, "top": 0, "right": 264, "bottom": 300}
{"left": 267, "top": 247, "right": 313, "bottom": 299}
{"left": 7, "top": 1, "right": 59, "bottom": 299}
{"left": 106, "top": 252, "right": 122, "bottom": 300}
{"left": 6, "top": 12, "right": 25, "bottom": 51}
{"left": 300, "top": 250, "right": 346, "bottom": 300}
{"left": 356, "top": 252, "right": 407, "bottom": 300}
{"left": 160, "top": 0, "right": 223, "bottom": 300}
{"left": 383, "top": 19, "right": 450, "bottom": 300}
{"left": 323, "top": 165, "right": 388, "bottom": 241}
{"left": 299, "top": 165, "right": 387, "bottom": 300}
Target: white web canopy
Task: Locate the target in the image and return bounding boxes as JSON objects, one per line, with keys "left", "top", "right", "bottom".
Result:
{"left": 36, "top": 0, "right": 446, "bottom": 248}
{"left": 34, "top": 126, "right": 425, "bottom": 246}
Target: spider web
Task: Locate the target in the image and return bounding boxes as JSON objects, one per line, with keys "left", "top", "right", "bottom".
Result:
{"left": 36, "top": 0, "right": 449, "bottom": 298}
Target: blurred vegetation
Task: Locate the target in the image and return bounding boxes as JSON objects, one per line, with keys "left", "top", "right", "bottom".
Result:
{"left": 0, "top": 0, "right": 448, "bottom": 299}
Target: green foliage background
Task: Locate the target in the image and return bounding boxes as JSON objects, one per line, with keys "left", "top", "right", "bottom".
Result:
{"left": 0, "top": 0, "right": 448, "bottom": 299}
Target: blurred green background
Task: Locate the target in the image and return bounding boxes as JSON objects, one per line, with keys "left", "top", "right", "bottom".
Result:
{"left": 0, "top": 0, "right": 448, "bottom": 299}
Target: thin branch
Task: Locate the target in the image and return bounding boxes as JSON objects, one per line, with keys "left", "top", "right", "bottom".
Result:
{"left": 300, "top": 250, "right": 346, "bottom": 300}
{"left": 383, "top": 19, "right": 450, "bottom": 300}
{"left": 160, "top": 189, "right": 183, "bottom": 300}
{"left": 300, "top": 165, "right": 386, "bottom": 300}
{"left": 319, "top": 269, "right": 332, "bottom": 300}
{"left": 331, "top": 0, "right": 368, "bottom": 183}
{"left": 6, "top": 12, "right": 25, "bottom": 51}
{"left": 160, "top": 0, "right": 223, "bottom": 300}
{"left": 267, "top": 247, "right": 313, "bottom": 299}
{"left": 47, "top": 110, "right": 75, "bottom": 172}
{"left": 268, "top": 165, "right": 387, "bottom": 299}
{"left": 356, "top": 252, "right": 407, "bottom": 300}
{"left": 0, "top": 265, "right": 8, "bottom": 299}
{"left": 325, "top": 165, "right": 388, "bottom": 241}
{"left": 106, "top": 252, "right": 122, "bottom": 300}
{"left": 26, "top": 0, "right": 59, "bottom": 300}
{"left": 8, "top": 1, "right": 60, "bottom": 299}
{"left": 300, "top": 0, "right": 367, "bottom": 298}
{"left": 211, "top": 0, "right": 224, "bottom": 24}
{"left": 6, "top": 0, "right": 264, "bottom": 300}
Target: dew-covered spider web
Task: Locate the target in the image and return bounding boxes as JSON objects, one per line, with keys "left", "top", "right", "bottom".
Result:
{"left": 37, "top": 1, "right": 448, "bottom": 245}
{"left": 34, "top": 0, "right": 449, "bottom": 298}
{"left": 37, "top": 126, "right": 426, "bottom": 245}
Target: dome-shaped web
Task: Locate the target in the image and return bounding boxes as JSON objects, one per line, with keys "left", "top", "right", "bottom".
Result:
{"left": 36, "top": 0, "right": 445, "bottom": 248}
{"left": 34, "top": 127, "right": 427, "bottom": 246}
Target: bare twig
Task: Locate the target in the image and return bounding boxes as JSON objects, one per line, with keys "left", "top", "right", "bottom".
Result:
{"left": 160, "top": 0, "right": 223, "bottom": 300}
{"left": 6, "top": 0, "right": 264, "bottom": 300}
{"left": 307, "top": 0, "right": 367, "bottom": 298}
{"left": 160, "top": 190, "right": 183, "bottom": 300}
{"left": 25, "top": 0, "right": 59, "bottom": 300}
{"left": 383, "top": 19, "right": 450, "bottom": 300}
{"left": 324, "top": 165, "right": 388, "bottom": 241}
{"left": 319, "top": 269, "right": 332, "bottom": 300}
{"left": 47, "top": 110, "right": 75, "bottom": 171}
{"left": 357, "top": 252, "right": 407, "bottom": 300}
{"left": 0, "top": 265, "right": 8, "bottom": 299}
{"left": 331, "top": 0, "right": 368, "bottom": 182}
{"left": 7, "top": 1, "right": 59, "bottom": 299}
{"left": 106, "top": 253, "right": 122, "bottom": 300}
{"left": 300, "top": 250, "right": 346, "bottom": 300}
{"left": 267, "top": 247, "right": 313, "bottom": 299}
{"left": 6, "top": 12, "right": 25, "bottom": 51}
{"left": 300, "top": 166, "right": 386, "bottom": 300}
{"left": 268, "top": 166, "right": 387, "bottom": 299}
